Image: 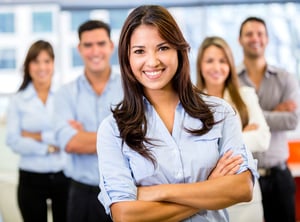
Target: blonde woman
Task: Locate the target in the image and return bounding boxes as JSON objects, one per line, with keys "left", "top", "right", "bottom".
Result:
{"left": 196, "top": 36, "right": 271, "bottom": 222}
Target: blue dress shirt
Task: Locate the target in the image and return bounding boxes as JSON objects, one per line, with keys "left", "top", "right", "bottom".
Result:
{"left": 6, "top": 83, "right": 65, "bottom": 173}
{"left": 53, "top": 72, "right": 123, "bottom": 186}
{"left": 97, "top": 95, "right": 258, "bottom": 222}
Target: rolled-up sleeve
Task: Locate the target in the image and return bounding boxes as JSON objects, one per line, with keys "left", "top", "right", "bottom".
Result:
{"left": 218, "top": 102, "right": 258, "bottom": 181}
{"left": 97, "top": 116, "right": 137, "bottom": 214}
{"left": 53, "top": 87, "right": 78, "bottom": 150}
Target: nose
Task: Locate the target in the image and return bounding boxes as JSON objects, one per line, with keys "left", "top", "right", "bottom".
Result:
{"left": 212, "top": 61, "right": 221, "bottom": 71}
{"left": 250, "top": 33, "right": 259, "bottom": 42}
{"left": 38, "top": 62, "right": 47, "bottom": 70}
{"left": 147, "top": 51, "right": 160, "bottom": 67}
{"left": 91, "top": 44, "right": 100, "bottom": 55}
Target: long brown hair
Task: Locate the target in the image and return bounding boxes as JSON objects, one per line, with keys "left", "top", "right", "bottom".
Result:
{"left": 196, "top": 36, "right": 249, "bottom": 128}
{"left": 18, "top": 40, "right": 54, "bottom": 91}
{"left": 114, "top": 5, "right": 216, "bottom": 162}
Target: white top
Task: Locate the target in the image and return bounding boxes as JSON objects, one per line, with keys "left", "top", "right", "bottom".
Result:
{"left": 225, "top": 86, "right": 269, "bottom": 222}
{"left": 224, "top": 86, "right": 271, "bottom": 152}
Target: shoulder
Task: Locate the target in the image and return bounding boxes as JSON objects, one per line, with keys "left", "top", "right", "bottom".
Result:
{"left": 239, "top": 86, "right": 256, "bottom": 97}
{"left": 268, "top": 64, "right": 294, "bottom": 78}
{"left": 8, "top": 92, "right": 22, "bottom": 106}
{"left": 200, "top": 93, "right": 235, "bottom": 116}
{"left": 236, "top": 63, "right": 246, "bottom": 75}
{"left": 268, "top": 64, "right": 288, "bottom": 74}
{"left": 239, "top": 86, "right": 260, "bottom": 108}
{"left": 11, "top": 84, "right": 35, "bottom": 102}
{"left": 55, "top": 76, "right": 81, "bottom": 97}
{"left": 267, "top": 64, "right": 298, "bottom": 87}
{"left": 98, "top": 114, "right": 119, "bottom": 136}
{"left": 109, "top": 71, "right": 123, "bottom": 87}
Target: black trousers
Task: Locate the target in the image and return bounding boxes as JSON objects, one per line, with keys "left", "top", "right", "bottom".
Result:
{"left": 259, "top": 165, "right": 296, "bottom": 222}
{"left": 18, "top": 170, "right": 70, "bottom": 222}
{"left": 67, "top": 179, "right": 112, "bottom": 222}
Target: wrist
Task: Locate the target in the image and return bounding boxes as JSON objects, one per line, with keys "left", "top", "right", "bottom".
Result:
{"left": 47, "top": 145, "right": 57, "bottom": 154}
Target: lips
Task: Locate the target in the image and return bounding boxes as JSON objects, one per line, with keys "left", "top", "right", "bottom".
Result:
{"left": 143, "top": 70, "right": 163, "bottom": 79}
{"left": 209, "top": 72, "right": 222, "bottom": 79}
{"left": 248, "top": 42, "right": 262, "bottom": 51}
{"left": 37, "top": 72, "right": 50, "bottom": 78}
{"left": 90, "top": 57, "right": 102, "bottom": 64}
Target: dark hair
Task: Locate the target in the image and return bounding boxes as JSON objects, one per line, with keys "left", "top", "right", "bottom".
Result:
{"left": 239, "top": 16, "right": 268, "bottom": 37}
{"left": 114, "top": 5, "right": 216, "bottom": 162}
{"left": 78, "top": 20, "right": 111, "bottom": 40}
{"left": 196, "top": 36, "right": 249, "bottom": 129}
{"left": 18, "top": 40, "right": 54, "bottom": 91}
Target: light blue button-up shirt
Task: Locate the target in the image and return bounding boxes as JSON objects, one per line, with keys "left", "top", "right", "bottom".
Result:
{"left": 97, "top": 95, "right": 258, "bottom": 222}
{"left": 54, "top": 72, "right": 123, "bottom": 186}
{"left": 6, "top": 83, "right": 65, "bottom": 173}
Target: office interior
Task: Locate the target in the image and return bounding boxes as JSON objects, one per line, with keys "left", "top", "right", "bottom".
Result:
{"left": 0, "top": 0, "right": 300, "bottom": 221}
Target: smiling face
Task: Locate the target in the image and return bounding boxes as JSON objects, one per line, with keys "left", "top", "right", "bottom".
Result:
{"left": 29, "top": 50, "right": 54, "bottom": 87}
{"left": 129, "top": 24, "right": 178, "bottom": 95}
{"left": 239, "top": 20, "right": 268, "bottom": 59}
{"left": 200, "top": 45, "right": 230, "bottom": 90}
{"left": 78, "top": 28, "right": 114, "bottom": 76}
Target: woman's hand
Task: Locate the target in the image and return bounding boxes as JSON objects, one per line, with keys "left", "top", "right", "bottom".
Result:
{"left": 243, "top": 123, "right": 258, "bottom": 132}
{"left": 208, "top": 150, "right": 243, "bottom": 180}
{"left": 68, "top": 120, "right": 84, "bottom": 131}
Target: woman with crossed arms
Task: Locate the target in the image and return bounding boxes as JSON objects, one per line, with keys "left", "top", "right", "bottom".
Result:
{"left": 196, "top": 36, "right": 271, "bottom": 222}
{"left": 97, "top": 5, "right": 258, "bottom": 222}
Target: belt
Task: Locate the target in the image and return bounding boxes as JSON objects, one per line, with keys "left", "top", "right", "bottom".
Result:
{"left": 258, "top": 162, "right": 287, "bottom": 177}
{"left": 71, "top": 179, "right": 100, "bottom": 193}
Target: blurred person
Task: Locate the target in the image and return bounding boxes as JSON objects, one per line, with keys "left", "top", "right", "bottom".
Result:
{"left": 53, "top": 20, "right": 123, "bottom": 222}
{"left": 97, "top": 5, "right": 258, "bottom": 222}
{"left": 196, "top": 36, "right": 271, "bottom": 222}
{"left": 6, "top": 40, "right": 69, "bottom": 222}
{"left": 238, "top": 16, "right": 300, "bottom": 222}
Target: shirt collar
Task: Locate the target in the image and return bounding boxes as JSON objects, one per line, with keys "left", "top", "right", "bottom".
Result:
{"left": 21, "top": 82, "right": 55, "bottom": 100}
{"left": 237, "top": 62, "right": 277, "bottom": 78}
{"left": 79, "top": 69, "right": 119, "bottom": 93}
{"left": 236, "top": 63, "right": 246, "bottom": 75}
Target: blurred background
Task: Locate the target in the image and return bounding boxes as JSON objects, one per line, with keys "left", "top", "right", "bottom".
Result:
{"left": 0, "top": 0, "right": 299, "bottom": 221}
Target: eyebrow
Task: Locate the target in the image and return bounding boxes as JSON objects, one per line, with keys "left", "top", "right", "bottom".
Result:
{"left": 157, "top": 41, "right": 168, "bottom": 47}
{"left": 82, "top": 40, "right": 107, "bottom": 45}
{"left": 131, "top": 41, "right": 168, "bottom": 49}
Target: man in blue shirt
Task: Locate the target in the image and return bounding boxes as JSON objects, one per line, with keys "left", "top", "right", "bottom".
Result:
{"left": 53, "top": 20, "right": 123, "bottom": 222}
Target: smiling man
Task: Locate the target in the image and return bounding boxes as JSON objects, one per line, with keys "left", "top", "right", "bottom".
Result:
{"left": 237, "top": 16, "right": 300, "bottom": 222}
{"left": 53, "top": 20, "right": 123, "bottom": 222}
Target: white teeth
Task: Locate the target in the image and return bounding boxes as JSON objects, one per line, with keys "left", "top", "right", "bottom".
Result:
{"left": 38, "top": 72, "right": 47, "bottom": 76}
{"left": 210, "top": 72, "right": 221, "bottom": 77}
{"left": 91, "top": 57, "right": 101, "bottom": 62}
{"left": 144, "top": 70, "right": 161, "bottom": 76}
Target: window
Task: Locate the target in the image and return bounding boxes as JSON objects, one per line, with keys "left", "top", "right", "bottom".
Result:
{"left": 71, "top": 47, "right": 83, "bottom": 67}
{"left": 109, "top": 9, "right": 127, "bottom": 29}
{"left": 110, "top": 47, "right": 118, "bottom": 66}
{"left": 0, "top": 13, "right": 14, "bottom": 33}
{"left": 32, "top": 11, "right": 52, "bottom": 32}
{"left": 71, "top": 11, "right": 90, "bottom": 31}
{"left": 0, "top": 49, "right": 16, "bottom": 69}
{"left": 168, "top": 3, "right": 300, "bottom": 80}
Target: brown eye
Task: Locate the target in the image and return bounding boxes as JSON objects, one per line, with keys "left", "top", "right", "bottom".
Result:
{"left": 159, "top": 46, "right": 169, "bottom": 51}
{"left": 134, "top": 49, "right": 144, "bottom": 54}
